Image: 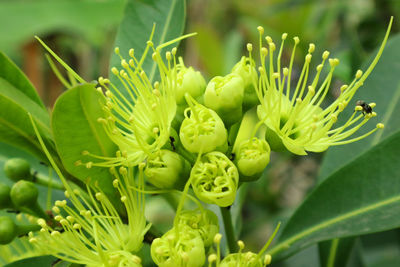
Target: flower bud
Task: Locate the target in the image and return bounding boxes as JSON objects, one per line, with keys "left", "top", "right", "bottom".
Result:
{"left": 204, "top": 73, "right": 244, "bottom": 126}
{"left": 0, "top": 216, "right": 17, "bottom": 244}
{"left": 0, "top": 183, "right": 12, "bottom": 210}
{"left": 175, "top": 63, "right": 206, "bottom": 105}
{"left": 145, "top": 150, "right": 191, "bottom": 189}
{"left": 10, "top": 180, "right": 38, "bottom": 208}
{"left": 177, "top": 208, "right": 219, "bottom": 247}
{"left": 4, "top": 158, "right": 32, "bottom": 182}
{"left": 191, "top": 152, "right": 239, "bottom": 207}
{"left": 151, "top": 225, "right": 205, "bottom": 267}
{"left": 220, "top": 252, "right": 262, "bottom": 267}
{"left": 180, "top": 97, "right": 228, "bottom": 153}
{"left": 235, "top": 137, "right": 270, "bottom": 182}
{"left": 232, "top": 56, "right": 259, "bottom": 110}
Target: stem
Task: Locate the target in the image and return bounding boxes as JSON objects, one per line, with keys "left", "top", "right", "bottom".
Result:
{"left": 220, "top": 206, "right": 238, "bottom": 253}
{"left": 32, "top": 172, "right": 64, "bottom": 190}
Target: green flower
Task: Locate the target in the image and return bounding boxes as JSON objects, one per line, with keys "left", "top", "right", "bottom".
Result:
{"left": 86, "top": 30, "right": 196, "bottom": 167}
{"left": 190, "top": 151, "right": 238, "bottom": 207}
{"left": 151, "top": 225, "right": 205, "bottom": 267}
{"left": 254, "top": 19, "right": 392, "bottom": 155}
{"left": 29, "top": 165, "right": 149, "bottom": 267}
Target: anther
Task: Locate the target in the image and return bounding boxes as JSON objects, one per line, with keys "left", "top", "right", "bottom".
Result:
{"left": 121, "top": 196, "right": 127, "bottom": 202}
{"left": 121, "top": 60, "right": 129, "bottom": 69}
{"left": 283, "top": 67, "right": 289, "bottom": 76}
{"left": 147, "top": 40, "right": 154, "bottom": 47}
{"left": 377, "top": 123, "right": 384, "bottom": 129}
{"left": 257, "top": 26, "right": 264, "bottom": 35}
{"left": 51, "top": 231, "right": 60, "bottom": 236}
{"left": 64, "top": 190, "right": 70, "bottom": 198}
{"left": 172, "top": 47, "right": 177, "bottom": 55}
{"left": 264, "top": 254, "right": 272, "bottom": 265}
{"left": 73, "top": 223, "right": 82, "bottom": 230}
{"left": 308, "top": 43, "right": 315, "bottom": 53}
{"left": 305, "top": 54, "right": 312, "bottom": 63}
{"left": 208, "top": 254, "right": 217, "bottom": 263}
{"left": 261, "top": 47, "right": 268, "bottom": 56}
{"left": 247, "top": 43, "right": 253, "bottom": 52}
{"left": 74, "top": 160, "right": 82, "bottom": 166}
{"left": 214, "top": 233, "right": 222, "bottom": 244}
{"left": 129, "top": 48, "right": 134, "bottom": 58}
{"left": 111, "top": 67, "right": 119, "bottom": 75}
{"left": 166, "top": 51, "right": 172, "bottom": 61}
{"left": 238, "top": 240, "right": 245, "bottom": 249}
{"left": 114, "top": 47, "right": 120, "bottom": 54}
{"left": 282, "top": 33, "right": 288, "bottom": 40}
{"left": 81, "top": 150, "right": 89, "bottom": 156}
{"left": 293, "top": 36, "right": 300, "bottom": 44}
{"left": 95, "top": 192, "right": 103, "bottom": 201}
{"left": 322, "top": 50, "right": 330, "bottom": 59}
{"left": 340, "top": 85, "right": 348, "bottom": 92}
{"left": 86, "top": 162, "right": 93, "bottom": 169}
{"left": 265, "top": 36, "right": 273, "bottom": 43}
{"left": 129, "top": 59, "right": 134, "bottom": 67}
{"left": 355, "top": 70, "right": 363, "bottom": 79}
{"left": 316, "top": 64, "right": 323, "bottom": 72}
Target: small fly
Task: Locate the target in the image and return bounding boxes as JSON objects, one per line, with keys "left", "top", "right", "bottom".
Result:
{"left": 356, "top": 100, "right": 372, "bottom": 116}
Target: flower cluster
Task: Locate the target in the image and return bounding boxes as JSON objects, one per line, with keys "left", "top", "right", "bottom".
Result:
{"left": 0, "top": 19, "right": 392, "bottom": 266}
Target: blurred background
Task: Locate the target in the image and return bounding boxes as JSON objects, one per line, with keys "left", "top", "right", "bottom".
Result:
{"left": 1, "top": 0, "right": 399, "bottom": 265}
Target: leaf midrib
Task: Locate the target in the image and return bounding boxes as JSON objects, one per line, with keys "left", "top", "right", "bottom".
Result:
{"left": 268, "top": 193, "right": 400, "bottom": 256}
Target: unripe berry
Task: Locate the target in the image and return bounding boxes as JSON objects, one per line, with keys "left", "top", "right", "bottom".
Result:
{"left": 10, "top": 181, "right": 38, "bottom": 208}
{"left": 0, "top": 183, "right": 12, "bottom": 209}
{"left": 4, "top": 158, "right": 32, "bottom": 182}
{"left": 0, "top": 216, "right": 17, "bottom": 244}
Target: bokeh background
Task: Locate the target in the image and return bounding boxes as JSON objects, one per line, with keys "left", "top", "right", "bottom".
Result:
{"left": 1, "top": 0, "right": 399, "bottom": 266}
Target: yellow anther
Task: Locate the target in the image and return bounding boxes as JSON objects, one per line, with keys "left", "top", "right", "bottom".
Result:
{"left": 166, "top": 51, "right": 172, "bottom": 61}
{"left": 293, "top": 36, "right": 300, "bottom": 44}
{"left": 129, "top": 59, "right": 135, "bottom": 67}
{"left": 172, "top": 47, "right": 177, "bottom": 55}
{"left": 96, "top": 87, "right": 103, "bottom": 93}
{"left": 113, "top": 179, "right": 119, "bottom": 187}
{"left": 296, "top": 98, "right": 302, "bottom": 104}
{"left": 51, "top": 231, "right": 60, "bottom": 236}
{"left": 331, "top": 114, "right": 338, "bottom": 123}
{"left": 64, "top": 190, "right": 70, "bottom": 198}
{"left": 269, "top": 42, "right": 276, "bottom": 51}
{"left": 139, "top": 162, "right": 146, "bottom": 170}
{"left": 308, "top": 86, "right": 315, "bottom": 95}
{"left": 308, "top": 43, "right": 315, "bottom": 53}
{"left": 305, "top": 54, "right": 312, "bottom": 63}
{"left": 121, "top": 59, "right": 129, "bottom": 69}
{"left": 85, "top": 210, "right": 91, "bottom": 217}
{"left": 238, "top": 240, "right": 245, "bottom": 249}
{"left": 214, "top": 233, "right": 222, "bottom": 244}
{"left": 60, "top": 219, "right": 68, "bottom": 225}
{"left": 316, "top": 64, "right": 323, "bottom": 72}
{"left": 119, "top": 167, "right": 127, "bottom": 175}
{"left": 247, "top": 43, "right": 253, "bottom": 52}
{"left": 265, "top": 36, "right": 273, "bottom": 43}
{"left": 340, "top": 85, "right": 348, "bottom": 92}
{"left": 86, "top": 162, "right": 93, "bottom": 169}
{"left": 66, "top": 216, "right": 74, "bottom": 223}
{"left": 73, "top": 223, "right": 82, "bottom": 230}
{"left": 153, "top": 89, "right": 161, "bottom": 96}
{"left": 283, "top": 67, "right": 289, "bottom": 76}
{"left": 355, "top": 106, "right": 363, "bottom": 111}
{"left": 322, "top": 50, "right": 330, "bottom": 59}
{"left": 371, "top": 112, "right": 377, "bottom": 117}
{"left": 264, "top": 254, "right": 272, "bottom": 265}
{"left": 355, "top": 70, "right": 363, "bottom": 79}
{"left": 261, "top": 47, "right": 268, "bottom": 56}
{"left": 282, "top": 33, "right": 288, "bottom": 40}
{"left": 29, "top": 238, "right": 37, "bottom": 243}
{"left": 152, "top": 52, "right": 157, "bottom": 61}
{"left": 95, "top": 192, "right": 103, "bottom": 201}
{"left": 121, "top": 196, "right": 127, "bottom": 202}
{"left": 114, "top": 47, "right": 120, "bottom": 54}
{"left": 272, "top": 72, "right": 280, "bottom": 79}
{"left": 257, "top": 26, "right": 264, "bottom": 34}
{"left": 147, "top": 40, "right": 153, "bottom": 47}
{"left": 208, "top": 254, "right": 217, "bottom": 263}
{"left": 73, "top": 189, "right": 80, "bottom": 195}
{"left": 111, "top": 67, "right": 119, "bottom": 75}
{"left": 74, "top": 160, "right": 81, "bottom": 166}
{"left": 37, "top": 219, "right": 46, "bottom": 227}
{"left": 129, "top": 48, "right": 134, "bottom": 57}
{"left": 369, "top": 102, "right": 376, "bottom": 108}
{"left": 40, "top": 228, "right": 46, "bottom": 233}
{"left": 153, "top": 127, "right": 160, "bottom": 134}
{"left": 119, "top": 69, "right": 125, "bottom": 76}
{"left": 81, "top": 150, "right": 89, "bottom": 156}
{"left": 377, "top": 123, "right": 384, "bottom": 129}
{"left": 52, "top": 206, "right": 60, "bottom": 214}
{"left": 154, "top": 81, "right": 160, "bottom": 88}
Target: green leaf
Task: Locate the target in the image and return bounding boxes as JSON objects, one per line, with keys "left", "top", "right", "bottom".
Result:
{"left": 267, "top": 131, "right": 400, "bottom": 260}
{"left": 4, "top": 256, "right": 57, "bottom": 267}
{"left": 110, "top": 0, "right": 186, "bottom": 86}
{"left": 51, "top": 84, "right": 118, "bottom": 200}
{"left": 319, "top": 237, "right": 357, "bottom": 267}
{"left": 0, "top": 0, "right": 125, "bottom": 52}
{"left": 0, "top": 52, "right": 44, "bottom": 108}
{"left": 0, "top": 78, "right": 54, "bottom": 163}
{"left": 319, "top": 34, "right": 400, "bottom": 181}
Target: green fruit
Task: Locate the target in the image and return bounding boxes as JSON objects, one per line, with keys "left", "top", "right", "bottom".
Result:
{"left": 10, "top": 180, "right": 38, "bottom": 208}
{"left": 0, "top": 183, "right": 12, "bottom": 209}
{"left": 0, "top": 216, "right": 17, "bottom": 244}
{"left": 4, "top": 158, "right": 32, "bottom": 182}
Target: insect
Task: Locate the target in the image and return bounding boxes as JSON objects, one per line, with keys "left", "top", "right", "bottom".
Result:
{"left": 356, "top": 100, "right": 372, "bottom": 116}
{"left": 169, "top": 136, "right": 176, "bottom": 151}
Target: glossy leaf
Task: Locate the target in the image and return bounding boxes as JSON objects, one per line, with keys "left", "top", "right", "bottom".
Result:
{"left": 0, "top": 52, "right": 44, "bottom": 108}
{"left": 51, "top": 84, "right": 118, "bottom": 198}
{"left": 0, "top": 78, "right": 54, "bottom": 163}
{"left": 4, "top": 256, "right": 57, "bottom": 267}
{"left": 110, "top": 0, "right": 186, "bottom": 87}
{"left": 267, "top": 131, "right": 400, "bottom": 260}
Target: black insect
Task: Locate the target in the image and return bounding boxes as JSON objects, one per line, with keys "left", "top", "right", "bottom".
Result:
{"left": 230, "top": 153, "right": 236, "bottom": 161}
{"left": 356, "top": 100, "right": 372, "bottom": 115}
{"left": 169, "top": 136, "right": 176, "bottom": 151}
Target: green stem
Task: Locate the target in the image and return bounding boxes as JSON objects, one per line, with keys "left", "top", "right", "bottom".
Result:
{"left": 220, "top": 206, "right": 238, "bottom": 253}
{"left": 32, "top": 172, "right": 64, "bottom": 190}
{"left": 16, "top": 223, "right": 41, "bottom": 236}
